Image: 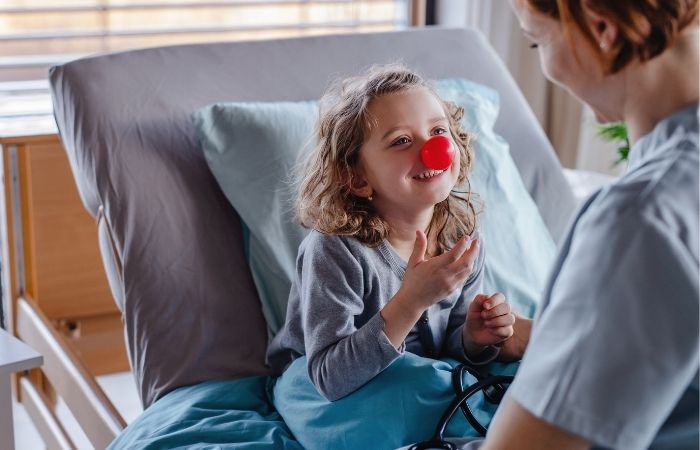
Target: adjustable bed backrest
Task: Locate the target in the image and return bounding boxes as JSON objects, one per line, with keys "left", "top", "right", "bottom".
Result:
{"left": 49, "top": 27, "right": 576, "bottom": 408}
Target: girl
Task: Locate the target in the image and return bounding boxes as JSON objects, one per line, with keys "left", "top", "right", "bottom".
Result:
{"left": 267, "top": 64, "right": 525, "bottom": 401}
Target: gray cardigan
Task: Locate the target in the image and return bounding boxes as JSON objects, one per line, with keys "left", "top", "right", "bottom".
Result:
{"left": 267, "top": 230, "right": 496, "bottom": 401}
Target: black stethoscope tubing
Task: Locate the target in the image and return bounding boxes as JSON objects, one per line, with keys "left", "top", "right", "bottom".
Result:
{"left": 409, "top": 368, "right": 515, "bottom": 450}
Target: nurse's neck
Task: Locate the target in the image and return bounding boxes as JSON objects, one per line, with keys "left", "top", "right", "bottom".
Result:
{"left": 624, "top": 26, "right": 699, "bottom": 146}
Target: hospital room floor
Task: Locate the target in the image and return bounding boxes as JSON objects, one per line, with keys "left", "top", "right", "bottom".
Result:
{"left": 12, "top": 371, "right": 142, "bottom": 449}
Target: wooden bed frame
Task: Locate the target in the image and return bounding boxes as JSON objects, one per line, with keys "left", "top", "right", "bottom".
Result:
{"left": 0, "top": 131, "right": 128, "bottom": 449}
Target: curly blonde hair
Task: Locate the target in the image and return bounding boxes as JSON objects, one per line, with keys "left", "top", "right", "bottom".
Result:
{"left": 296, "top": 64, "right": 480, "bottom": 254}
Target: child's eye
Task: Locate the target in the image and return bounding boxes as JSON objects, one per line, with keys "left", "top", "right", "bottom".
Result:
{"left": 529, "top": 43, "right": 539, "bottom": 49}
{"left": 392, "top": 136, "right": 411, "bottom": 146}
{"left": 433, "top": 127, "right": 448, "bottom": 135}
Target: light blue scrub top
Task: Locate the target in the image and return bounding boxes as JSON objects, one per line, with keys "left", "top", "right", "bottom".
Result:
{"left": 506, "top": 102, "right": 699, "bottom": 449}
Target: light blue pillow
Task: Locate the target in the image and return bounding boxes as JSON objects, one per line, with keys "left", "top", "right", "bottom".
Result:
{"left": 193, "top": 79, "right": 556, "bottom": 335}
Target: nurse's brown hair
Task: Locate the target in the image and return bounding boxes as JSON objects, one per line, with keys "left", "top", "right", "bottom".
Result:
{"left": 523, "top": 0, "right": 698, "bottom": 73}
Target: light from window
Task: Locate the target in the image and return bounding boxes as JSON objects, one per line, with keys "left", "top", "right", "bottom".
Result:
{"left": 0, "top": 0, "right": 414, "bottom": 125}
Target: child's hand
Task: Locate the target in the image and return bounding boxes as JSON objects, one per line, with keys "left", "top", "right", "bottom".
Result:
{"left": 397, "top": 230, "right": 480, "bottom": 313}
{"left": 463, "top": 293, "right": 515, "bottom": 353}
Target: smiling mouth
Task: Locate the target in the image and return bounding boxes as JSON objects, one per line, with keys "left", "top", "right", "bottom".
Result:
{"left": 413, "top": 169, "right": 444, "bottom": 181}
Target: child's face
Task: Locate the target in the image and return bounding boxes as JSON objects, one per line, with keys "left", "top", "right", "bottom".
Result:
{"left": 355, "top": 87, "right": 460, "bottom": 219}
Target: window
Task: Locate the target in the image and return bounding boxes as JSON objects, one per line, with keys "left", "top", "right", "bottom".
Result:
{"left": 0, "top": 0, "right": 420, "bottom": 131}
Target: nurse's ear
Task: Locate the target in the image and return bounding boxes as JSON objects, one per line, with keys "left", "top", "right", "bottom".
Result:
{"left": 581, "top": 0, "right": 622, "bottom": 52}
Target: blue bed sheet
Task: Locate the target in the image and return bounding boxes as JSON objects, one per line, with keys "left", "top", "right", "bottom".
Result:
{"left": 273, "top": 353, "right": 519, "bottom": 450}
{"left": 109, "top": 357, "right": 518, "bottom": 450}
{"left": 108, "top": 376, "right": 302, "bottom": 450}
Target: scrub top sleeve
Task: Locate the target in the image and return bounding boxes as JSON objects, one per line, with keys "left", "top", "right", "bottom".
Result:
{"left": 508, "top": 212, "right": 699, "bottom": 450}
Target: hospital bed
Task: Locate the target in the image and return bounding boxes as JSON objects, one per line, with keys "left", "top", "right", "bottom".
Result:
{"left": 46, "top": 27, "right": 578, "bottom": 448}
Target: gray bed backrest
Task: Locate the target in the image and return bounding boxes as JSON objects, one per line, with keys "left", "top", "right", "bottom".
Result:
{"left": 50, "top": 27, "right": 576, "bottom": 408}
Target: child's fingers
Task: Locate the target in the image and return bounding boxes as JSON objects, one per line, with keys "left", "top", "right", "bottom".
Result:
{"left": 481, "top": 302, "right": 511, "bottom": 319}
{"left": 472, "top": 293, "right": 490, "bottom": 304}
{"left": 439, "top": 235, "right": 470, "bottom": 265}
{"left": 449, "top": 238, "right": 479, "bottom": 271}
{"left": 484, "top": 312, "right": 516, "bottom": 328}
{"left": 489, "top": 325, "right": 515, "bottom": 339}
{"left": 468, "top": 293, "right": 490, "bottom": 313}
{"left": 407, "top": 230, "right": 428, "bottom": 267}
{"left": 482, "top": 292, "right": 506, "bottom": 310}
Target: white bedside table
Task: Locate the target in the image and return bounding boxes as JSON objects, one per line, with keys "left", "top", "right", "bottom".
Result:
{"left": 0, "top": 328, "right": 42, "bottom": 450}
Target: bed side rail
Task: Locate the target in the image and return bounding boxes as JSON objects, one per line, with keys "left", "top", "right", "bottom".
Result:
{"left": 17, "top": 296, "right": 125, "bottom": 449}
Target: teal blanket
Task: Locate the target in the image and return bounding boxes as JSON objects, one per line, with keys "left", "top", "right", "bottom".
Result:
{"left": 108, "top": 376, "right": 301, "bottom": 449}
{"left": 109, "top": 355, "right": 518, "bottom": 449}
{"left": 273, "top": 353, "right": 518, "bottom": 450}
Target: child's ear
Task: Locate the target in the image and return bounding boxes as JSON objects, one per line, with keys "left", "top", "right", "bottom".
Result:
{"left": 345, "top": 168, "right": 373, "bottom": 199}
{"left": 349, "top": 178, "right": 373, "bottom": 199}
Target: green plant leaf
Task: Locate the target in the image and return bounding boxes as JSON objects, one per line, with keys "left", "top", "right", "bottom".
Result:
{"left": 597, "top": 122, "right": 630, "bottom": 165}
{"left": 597, "top": 122, "right": 628, "bottom": 141}
{"left": 614, "top": 145, "right": 630, "bottom": 166}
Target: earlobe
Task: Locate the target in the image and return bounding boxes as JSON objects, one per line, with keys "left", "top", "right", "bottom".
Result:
{"left": 582, "top": 0, "right": 618, "bottom": 51}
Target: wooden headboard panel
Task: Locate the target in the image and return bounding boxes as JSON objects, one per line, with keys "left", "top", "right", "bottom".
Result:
{"left": 0, "top": 131, "right": 128, "bottom": 447}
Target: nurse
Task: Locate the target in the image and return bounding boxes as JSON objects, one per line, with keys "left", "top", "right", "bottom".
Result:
{"left": 479, "top": 1, "right": 699, "bottom": 449}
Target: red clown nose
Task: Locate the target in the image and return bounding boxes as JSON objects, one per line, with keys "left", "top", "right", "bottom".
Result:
{"left": 420, "top": 135, "right": 455, "bottom": 171}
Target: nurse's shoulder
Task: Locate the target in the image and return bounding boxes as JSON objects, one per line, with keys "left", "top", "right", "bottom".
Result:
{"left": 578, "top": 106, "right": 698, "bottom": 250}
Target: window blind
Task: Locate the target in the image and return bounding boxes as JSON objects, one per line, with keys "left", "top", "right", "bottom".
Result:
{"left": 0, "top": 0, "right": 420, "bottom": 121}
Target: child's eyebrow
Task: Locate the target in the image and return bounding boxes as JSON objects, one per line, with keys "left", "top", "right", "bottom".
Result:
{"left": 381, "top": 125, "right": 405, "bottom": 141}
{"left": 430, "top": 116, "right": 448, "bottom": 124}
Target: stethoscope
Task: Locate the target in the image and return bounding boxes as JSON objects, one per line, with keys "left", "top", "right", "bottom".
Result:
{"left": 409, "top": 364, "right": 514, "bottom": 450}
